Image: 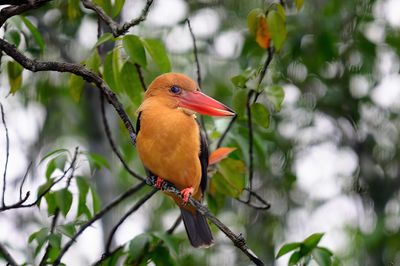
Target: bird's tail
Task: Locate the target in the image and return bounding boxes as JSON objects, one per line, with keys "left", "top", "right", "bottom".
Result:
{"left": 180, "top": 208, "right": 214, "bottom": 248}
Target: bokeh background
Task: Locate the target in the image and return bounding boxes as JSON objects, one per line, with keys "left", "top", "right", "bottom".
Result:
{"left": 1, "top": 0, "right": 400, "bottom": 265}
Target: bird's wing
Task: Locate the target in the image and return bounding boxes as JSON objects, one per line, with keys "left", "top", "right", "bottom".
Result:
{"left": 199, "top": 128, "right": 209, "bottom": 194}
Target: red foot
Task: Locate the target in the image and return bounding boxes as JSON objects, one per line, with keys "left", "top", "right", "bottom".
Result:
{"left": 180, "top": 187, "right": 194, "bottom": 203}
{"left": 155, "top": 176, "right": 165, "bottom": 189}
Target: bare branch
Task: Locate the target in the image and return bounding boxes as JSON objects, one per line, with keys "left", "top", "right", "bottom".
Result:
{"left": 100, "top": 93, "right": 145, "bottom": 181}
{"left": 53, "top": 181, "right": 147, "bottom": 265}
{"left": 186, "top": 18, "right": 201, "bottom": 88}
{"left": 216, "top": 115, "right": 237, "bottom": 148}
{"left": 236, "top": 188, "right": 270, "bottom": 210}
{"left": 146, "top": 176, "right": 265, "bottom": 266}
{"left": 246, "top": 90, "right": 255, "bottom": 193}
{"left": 1, "top": 103, "right": 9, "bottom": 207}
{"left": 81, "top": 0, "right": 154, "bottom": 37}
{"left": 19, "top": 161, "right": 32, "bottom": 201}
{"left": 254, "top": 46, "right": 274, "bottom": 103}
{"left": 0, "top": 242, "right": 18, "bottom": 266}
{"left": 0, "top": 0, "right": 51, "bottom": 27}
{"left": 105, "top": 188, "right": 157, "bottom": 253}
{"left": 0, "top": 37, "right": 137, "bottom": 146}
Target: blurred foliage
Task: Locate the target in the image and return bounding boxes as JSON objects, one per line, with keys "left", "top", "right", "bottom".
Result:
{"left": 2, "top": 0, "right": 400, "bottom": 265}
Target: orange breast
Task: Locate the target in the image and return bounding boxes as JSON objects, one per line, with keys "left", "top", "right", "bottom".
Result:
{"left": 136, "top": 105, "right": 202, "bottom": 196}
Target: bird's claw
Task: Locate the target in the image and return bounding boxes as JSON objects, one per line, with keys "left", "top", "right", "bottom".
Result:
{"left": 180, "top": 187, "right": 194, "bottom": 203}
{"left": 155, "top": 176, "right": 165, "bottom": 189}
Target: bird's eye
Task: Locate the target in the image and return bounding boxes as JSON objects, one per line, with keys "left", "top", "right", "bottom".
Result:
{"left": 170, "top": 86, "right": 182, "bottom": 95}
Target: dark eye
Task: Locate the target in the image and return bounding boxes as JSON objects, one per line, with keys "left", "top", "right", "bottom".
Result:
{"left": 170, "top": 86, "right": 182, "bottom": 95}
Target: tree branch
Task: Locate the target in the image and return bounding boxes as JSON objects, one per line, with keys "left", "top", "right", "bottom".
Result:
{"left": 134, "top": 63, "right": 147, "bottom": 91}
{"left": 100, "top": 93, "right": 145, "bottom": 181}
{"left": 81, "top": 0, "right": 154, "bottom": 37}
{"left": 254, "top": 46, "right": 274, "bottom": 103}
{"left": 0, "top": 242, "right": 18, "bottom": 266}
{"left": 216, "top": 115, "right": 237, "bottom": 148}
{"left": 53, "top": 181, "right": 147, "bottom": 265}
{"left": 0, "top": 0, "right": 51, "bottom": 27}
{"left": 0, "top": 37, "right": 137, "bottom": 146}
{"left": 1, "top": 103, "right": 9, "bottom": 207}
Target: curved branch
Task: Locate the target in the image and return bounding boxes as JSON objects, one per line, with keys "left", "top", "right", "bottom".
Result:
{"left": 0, "top": 0, "right": 51, "bottom": 27}
{"left": 0, "top": 37, "right": 137, "bottom": 145}
{"left": 100, "top": 93, "right": 145, "bottom": 181}
{"left": 1, "top": 103, "right": 9, "bottom": 207}
{"left": 81, "top": 0, "right": 154, "bottom": 37}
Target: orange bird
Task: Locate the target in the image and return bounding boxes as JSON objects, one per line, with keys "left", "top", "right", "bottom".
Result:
{"left": 136, "top": 73, "right": 235, "bottom": 247}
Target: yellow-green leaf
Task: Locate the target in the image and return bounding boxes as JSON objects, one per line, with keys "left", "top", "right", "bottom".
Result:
{"left": 267, "top": 10, "right": 287, "bottom": 52}
{"left": 216, "top": 158, "right": 246, "bottom": 197}
{"left": 266, "top": 85, "right": 285, "bottom": 112}
{"left": 123, "top": 35, "right": 147, "bottom": 67}
{"left": 7, "top": 61, "right": 23, "bottom": 94}
{"left": 143, "top": 38, "right": 171, "bottom": 73}
{"left": 20, "top": 16, "right": 45, "bottom": 54}
{"left": 247, "top": 8, "right": 264, "bottom": 35}
{"left": 251, "top": 103, "right": 270, "bottom": 128}
{"left": 69, "top": 74, "right": 85, "bottom": 102}
{"left": 295, "top": 0, "right": 305, "bottom": 11}
{"left": 120, "top": 61, "right": 143, "bottom": 107}
{"left": 112, "top": 0, "right": 125, "bottom": 18}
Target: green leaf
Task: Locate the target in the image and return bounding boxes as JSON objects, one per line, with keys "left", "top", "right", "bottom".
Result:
{"left": 123, "top": 35, "right": 147, "bottom": 67}
{"left": 143, "top": 38, "right": 171, "bottom": 73}
{"left": 40, "top": 149, "right": 69, "bottom": 164}
{"left": 112, "top": 0, "right": 125, "bottom": 18}
{"left": 5, "top": 30, "right": 21, "bottom": 47}
{"left": 91, "top": 187, "right": 101, "bottom": 214}
{"left": 20, "top": 16, "right": 45, "bottom": 53}
{"left": 266, "top": 10, "right": 286, "bottom": 52}
{"left": 216, "top": 158, "right": 246, "bottom": 197}
{"left": 152, "top": 232, "right": 179, "bottom": 257}
{"left": 85, "top": 49, "right": 101, "bottom": 73}
{"left": 7, "top": 61, "right": 23, "bottom": 94}
{"left": 288, "top": 250, "right": 302, "bottom": 266}
{"left": 103, "top": 49, "right": 121, "bottom": 92}
{"left": 94, "top": 32, "right": 114, "bottom": 48}
{"left": 251, "top": 103, "right": 270, "bottom": 128}
{"left": 76, "top": 176, "right": 91, "bottom": 218}
{"left": 313, "top": 247, "right": 333, "bottom": 266}
{"left": 54, "top": 188, "right": 73, "bottom": 217}
{"left": 44, "top": 192, "right": 57, "bottom": 216}
{"left": 276, "top": 242, "right": 302, "bottom": 258}
{"left": 37, "top": 179, "right": 54, "bottom": 206}
{"left": 233, "top": 89, "right": 248, "bottom": 117}
{"left": 28, "top": 228, "right": 49, "bottom": 257}
{"left": 149, "top": 244, "right": 176, "bottom": 266}
{"left": 93, "top": 0, "right": 112, "bottom": 16}
{"left": 69, "top": 74, "right": 85, "bottom": 102}
{"left": 128, "top": 233, "right": 151, "bottom": 262}
{"left": 266, "top": 85, "right": 284, "bottom": 112}
{"left": 120, "top": 61, "right": 143, "bottom": 107}
{"left": 247, "top": 8, "right": 264, "bottom": 35}
{"left": 231, "top": 74, "right": 248, "bottom": 89}
{"left": 48, "top": 234, "right": 61, "bottom": 249}
{"left": 46, "top": 158, "right": 57, "bottom": 179}
{"left": 87, "top": 153, "right": 110, "bottom": 170}
{"left": 295, "top": 0, "right": 305, "bottom": 11}
{"left": 303, "top": 233, "right": 324, "bottom": 253}
{"left": 58, "top": 223, "right": 76, "bottom": 239}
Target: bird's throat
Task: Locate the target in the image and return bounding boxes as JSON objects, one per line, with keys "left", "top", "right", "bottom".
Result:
{"left": 178, "top": 107, "right": 197, "bottom": 118}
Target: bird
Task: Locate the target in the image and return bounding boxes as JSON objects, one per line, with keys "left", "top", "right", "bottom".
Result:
{"left": 136, "top": 73, "right": 235, "bottom": 247}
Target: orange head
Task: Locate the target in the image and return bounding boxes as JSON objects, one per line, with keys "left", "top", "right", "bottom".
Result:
{"left": 143, "top": 73, "right": 235, "bottom": 117}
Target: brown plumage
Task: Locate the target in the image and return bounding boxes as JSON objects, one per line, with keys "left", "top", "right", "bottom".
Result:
{"left": 136, "top": 73, "right": 234, "bottom": 247}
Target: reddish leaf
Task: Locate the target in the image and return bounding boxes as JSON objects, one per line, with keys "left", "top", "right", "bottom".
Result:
{"left": 256, "top": 17, "right": 270, "bottom": 49}
{"left": 209, "top": 147, "right": 236, "bottom": 165}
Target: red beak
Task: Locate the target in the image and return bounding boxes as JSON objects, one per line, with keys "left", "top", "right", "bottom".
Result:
{"left": 179, "top": 91, "right": 235, "bottom": 117}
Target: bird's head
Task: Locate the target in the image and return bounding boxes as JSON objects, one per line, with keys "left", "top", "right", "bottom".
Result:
{"left": 144, "top": 73, "right": 235, "bottom": 117}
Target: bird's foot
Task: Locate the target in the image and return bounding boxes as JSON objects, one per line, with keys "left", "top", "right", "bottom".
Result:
{"left": 155, "top": 176, "right": 165, "bottom": 189}
{"left": 180, "top": 187, "right": 194, "bottom": 203}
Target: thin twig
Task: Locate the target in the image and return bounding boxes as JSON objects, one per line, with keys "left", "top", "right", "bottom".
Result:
{"left": 246, "top": 90, "right": 255, "bottom": 194}
{"left": 53, "top": 181, "right": 147, "bottom": 265}
{"left": 0, "top": 37, "right": 137, "bottom": 146}
{"left": 236, "top": 188, "right": 270, "bottom": 210}
{"left": 105, "top": 188, "right": 157, "bottom": 253}
{"left": 1, "top": 103, "right": 9, "bottom": 207}
{"left": 81, "top": 0, "right": 154, "bottom": 37}
{"left": 19, "top": 161, "right": 32, "bottom": 201}
{"left": 135, "top": 63, "right": 147, "bottom": 91}
{"left": 186, "top": 18, "right": 201, "bottom": 88}
{"left": 254, "top": 46, "right": 274, "bottom": 103}
{"left": 0, "top": 242, "right": 18, "bottom": 266}
{"left": 166, "top": 216, "right": 182, "bottom": 234}
{"left": 216, "top": 115, "right": 237, "bottom": 148}
{"left": 100, "top": 93, "right": 145, "bottom": 181}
